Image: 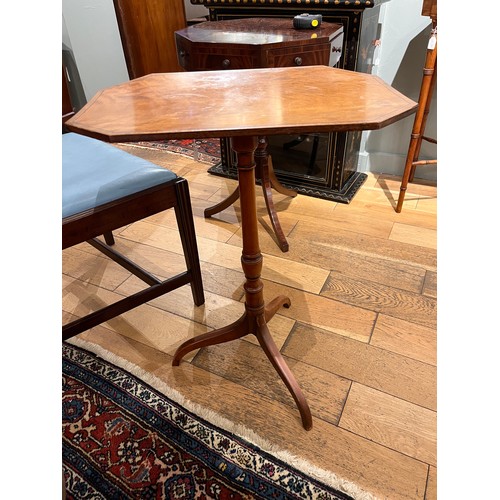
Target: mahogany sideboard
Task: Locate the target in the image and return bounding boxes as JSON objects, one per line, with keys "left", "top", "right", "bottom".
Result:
{"left": 188, "top": 0, "right": 389, "bottom": 202}
{"left": 176, "top": 18, "right": 343, "bottom": 71}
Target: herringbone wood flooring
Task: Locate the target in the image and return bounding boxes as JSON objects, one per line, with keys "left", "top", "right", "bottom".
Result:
{"left": 62, "top": 144, "right": 437, "bottom": 500}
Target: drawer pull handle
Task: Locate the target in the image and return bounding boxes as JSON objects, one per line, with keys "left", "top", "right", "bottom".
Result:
{"left": 294, "top": 57, "right": 303, "bottom": 66}
{"left": 179, "top": 50, "right": 186, "bottom": 57}
{"left": 222, "top": 59, "right": 231, "bottom": 68}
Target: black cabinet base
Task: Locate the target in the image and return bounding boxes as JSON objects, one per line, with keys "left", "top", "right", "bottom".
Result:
{"left": 207, "top": 163, "right": 367, "bottom": 204}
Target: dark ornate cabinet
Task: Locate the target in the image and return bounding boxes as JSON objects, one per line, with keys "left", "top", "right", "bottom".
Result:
{"left": 189, "top": 0, "right": 388, "bottom": 202}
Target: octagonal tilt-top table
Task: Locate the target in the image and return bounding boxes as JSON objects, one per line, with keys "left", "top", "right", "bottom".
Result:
{"left": 66, "top": 66, "right": 417, "bottom": 430}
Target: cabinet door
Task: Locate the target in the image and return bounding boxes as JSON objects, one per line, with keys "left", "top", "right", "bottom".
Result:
{"left": 114, "top": 0, "right": 187, "bottom": 78}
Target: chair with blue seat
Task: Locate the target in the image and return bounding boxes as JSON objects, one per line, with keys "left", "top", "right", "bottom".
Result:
{"left": 62, "top": 132, "right": 205, "bottom": 340}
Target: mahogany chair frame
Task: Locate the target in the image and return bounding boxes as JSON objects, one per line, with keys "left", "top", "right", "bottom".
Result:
{"left": 62, "top": 175, "right": 205, "bottom": 340}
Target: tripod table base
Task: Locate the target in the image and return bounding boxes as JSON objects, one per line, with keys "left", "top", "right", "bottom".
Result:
{"left": 174, "top": 135, "right": 312, "bottom": 430}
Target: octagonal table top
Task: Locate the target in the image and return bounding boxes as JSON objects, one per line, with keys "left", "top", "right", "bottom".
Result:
{"left": 66, "top": 65, "right": 417, "bottom": 143}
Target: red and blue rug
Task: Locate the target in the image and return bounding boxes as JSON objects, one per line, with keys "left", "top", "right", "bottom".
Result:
{"left": 132, "top": 138, "right": 221, "bottom": 165}
{"left": 62, "top": 341, "right": 364, "bottom": 499}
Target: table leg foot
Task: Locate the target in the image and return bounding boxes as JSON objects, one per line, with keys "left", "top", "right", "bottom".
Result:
{"left": 204, "top": 186, "right": 240, "bottom": 218}
{"left": 258, "top": 151, "right": 293, "bottom": 253}
{"left": 261, "top": 173, "right": 290, "bottom": 252}
{"left": 172, "top": 299, "right": 311, "bottom": 430}
{"left": 264, "top": 295, "right": 290, "bottom": 323}
{"left": 255, "top": 317, "right": 312, "bottom": 431}
{"left": 268, "top": 156, "right": 297, "bottom": 199}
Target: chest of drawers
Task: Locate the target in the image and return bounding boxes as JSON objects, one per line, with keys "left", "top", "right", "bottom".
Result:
{"left": 176, "top": 18, "right": 343, "bottom": 71}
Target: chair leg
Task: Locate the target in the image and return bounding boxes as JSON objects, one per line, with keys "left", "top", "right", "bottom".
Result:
{"left": 409, "top": 64, "right": 437, "bottom": 183}
{"left": 103, "top": 231, "right": 115, "bottom": 245}
{"left": 174, "top": 178, "right": 205, "bottom": 306}
{"left": 396, "top": 28, "right": 437, "bottom": 213}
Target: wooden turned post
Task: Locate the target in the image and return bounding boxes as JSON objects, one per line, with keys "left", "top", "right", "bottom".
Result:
{"left": 232, "top": 136, "right": 266, "bottom": 316}
{"left": 173, "top": 134, "right": 312, "bottom": 430}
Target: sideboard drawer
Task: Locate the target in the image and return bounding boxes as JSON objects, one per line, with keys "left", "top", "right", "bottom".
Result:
{"left": 266, "top": 43, "right": 331, "bottom": 67}
{"left": 177, "top": 44, "right": 335, "bottom": 70}
{"left": 177, "top": 39, "right": 259, "bottom": 70}
{"left": 195, "top": 52, "right": 260, "bottom": 70}
{"left": 204, "top": 53, "right": 259, "bottom": 70}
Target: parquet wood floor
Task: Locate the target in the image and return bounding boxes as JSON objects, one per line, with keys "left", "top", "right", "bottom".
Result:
{"left": 62, "top": 145, "right": 437, "bottom": 500}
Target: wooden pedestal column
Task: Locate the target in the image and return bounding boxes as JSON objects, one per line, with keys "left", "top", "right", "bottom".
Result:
{"left": 173, "top": 135, "right": 312, "bottom": 430}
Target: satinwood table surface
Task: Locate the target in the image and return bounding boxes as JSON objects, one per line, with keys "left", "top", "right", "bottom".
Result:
{"left": 66, "top": 66, "right": 416, "bottom": 142}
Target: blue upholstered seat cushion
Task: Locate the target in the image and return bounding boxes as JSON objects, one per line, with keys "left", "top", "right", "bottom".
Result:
{"left": 62, "top": 133, "right": 177, "bottom": 218}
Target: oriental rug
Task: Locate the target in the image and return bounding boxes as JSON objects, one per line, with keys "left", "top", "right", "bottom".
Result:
{"left": 63, "top": 340, "right": 374, "bottom": 499}
{"left": 128, "top": 138, "right": 221, "bottom": 165}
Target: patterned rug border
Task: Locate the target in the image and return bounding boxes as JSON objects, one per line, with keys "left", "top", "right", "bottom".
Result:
{"left": 118, "top": 140, "right": 221, "bottom": 166}
{"left": 67, "top": 338, "right": 377, "bottom": 500}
